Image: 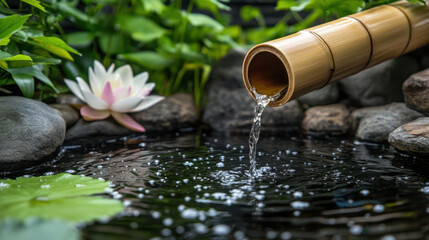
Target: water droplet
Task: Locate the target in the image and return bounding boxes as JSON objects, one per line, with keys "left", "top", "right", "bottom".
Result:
{"left": 41, "top": 184, "right": 50, "bottom": 189}
{"left": 212, "top": 224, "right": 231, "bottom": 236}
{"left": 280, "top": 232, "right": 292, "bottom": 240}
{"left": 0, "top": 183, "right": 9, "bottom": 188}
{"left": 350, "top": 225, "right": 363, "bottom": 235}
{"left": 360, "top": 189, "right": 370, "bottom": 196}
{"left": 163, "top": 218, "right": 173, "bottom": 226}
{"left": 181, "top": 208, "right": 198, "bottom": 219}
{"left": 373, "top": 204, "right": 385, "bottom": 213}
{"left": 194, "top": 223, "right": 209, "bottom": 234}
{"left": 291, "top": 201, "right": 309, "bottom": 210}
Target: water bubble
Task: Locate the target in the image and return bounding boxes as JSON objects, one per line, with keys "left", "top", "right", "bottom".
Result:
{"left": 194, "top": 223, "right": 209, "bottom": 234}
{"left": 266, "top": 231, "right": 278, "bottom": 239}
{"left": 293, "top": 191, "right": 303, "bottom": 198}
{"left": 177, "top": 205, "right": 186, "bottom": 212}
{"left": 181, "top": 208, "right": 198, "bottom": 219}
{"left": 216, "top": 162, "right": 225, "bottom": 168}
{"left": 75, "top": 184, "right": 86, "bottom": 187}
{"left": 293, "top": 210, "right": 300, "bottom": 216}
{"left": 97, "top": 165, "right": 103, "bottom": 169}
{"left": 360, "top": 189, "right": 370, "bottom": 196}
{"left": 163, "top": 218, "right": 173, "bottom": 226}
{"left": 350, "top": 225, "right": 363, "bottom": 235}
{"left": 161, "top": 228, "right": 172, "bottom": 237}
{"left": 176, "top": 226, "right": 185, "bottom": 234}
{"left": 381, "top": 235, "right": 396, "bottom": 240}
{"left": 41, "top": 184, "right": 50, "bottom": 189}
{"left": 373, "top": 204, "right": 385, "bottom": 213}
{"left": 0, "top": 183, "right": 9, "bottom": 188}
{"left": 420, "top": 186, "right": 429, "bottom": 194}
{"left": 291, "top": 201, "right": 309, "bottom": 210}
{"left": 65, "top": 169, "right": 76, "bottom": 174}
{"left": 280, "top": 232, "right": 292, "bottom": 240}
{"left": 151, "top": 211, "right": 161, "bottom": 219}
{"left": 212, "top": 224, "right": 231, "bottom": 236}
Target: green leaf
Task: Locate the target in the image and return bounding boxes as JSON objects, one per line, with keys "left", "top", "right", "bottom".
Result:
{"left": 21, "top": 0, "right": 46, "bottom": 12}
{"left": 31, "top": 36, "right": 80, "bottom": 61}
{"left": 10, "top": 72, "right": 34, "bottom": 97}
{"left": 0, "top": 0, "right": 8, "bottom": 7}
{"left": 98, "top": 33, "right": 126, "bottom": 55}
{"left": 140, "top": 0, "right": 165, "bottom": 13}
{"left": 116, "top": 14, "right": 166, "bottom": 43}
{"left": 118, "top": 51, "right": 173, "bottom": 70}
{"left": 0, "top": 173, "right": 124, "bottom": 223}
{"left": 0, "top": 51, "right": 32, "bottom": 61}
{"left": 6, "top": 65, "right": 57, "bottom": 92}
{"left": 66, "top": 32, "right": 94, "bottom": 47}
{"left": 187, "top": 13, "right": 223, "bottom": 31}
{"left": 240, "top": 5, "right": 262, "bottom": 22}
{"left": 0, "top": 14, "right": 31, "bottom": 45}
{"left": 0, "top": 218, "right": 80, "bottom": 240}
{"left": 195, "top": 0, "right": 231, "bottom": 15}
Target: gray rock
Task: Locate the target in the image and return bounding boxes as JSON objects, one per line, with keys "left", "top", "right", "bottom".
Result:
{"left": 0, "top": 96, "right": 65, "bottom": 169}
{"left": 389, "top": 117, "right": 429, "bottom": 154}
{"left": 65, "top": 119, "right": 132, "bottom": 140}
{"left": 50, "top": 104, "right": 79, "bottom": 128}
{"left": 132, "top": 93, "right": 199, "bottom": 132}
{"left": 352, "top": 102, "right": 423, "bottom": 142}
{"left": 403, "top": 68, "right": 429, "bottom": 116}
{"left": 301, "top": 104, "right": 350, "bottom": 135}
{"left": 204, "top": 87, "right": 302, "bottom": 133}
{"left": 339, "top": 56, "right": 419, "bottom": 107}
{"left": 56, "top": 94, "right": 84, "bottom": 108}
{"left": 298, "top": 83, "right": 340, "bottom": 107}
{"left": 205, "top": 48, "right": 247, "bottom": 92}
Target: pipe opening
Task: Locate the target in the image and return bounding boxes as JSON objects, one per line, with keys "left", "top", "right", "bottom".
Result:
{"left": 248, "top": 51, "right": 289, "bottom": 97}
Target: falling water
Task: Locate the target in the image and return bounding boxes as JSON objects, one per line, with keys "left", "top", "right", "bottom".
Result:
{"left": 248, "top": 89, "right": 281, "bottom": 179}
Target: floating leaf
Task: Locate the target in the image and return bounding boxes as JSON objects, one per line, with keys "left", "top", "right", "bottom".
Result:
{"left": 21, "top": 0, "right": 46, "bottom": 12}
{"left": 0, "top": 218, "right": 79, "bottom": 240}
{"left": 0, "top": 14, "right": 30, "bottom": 46}
{"left": 118, "top": 51, "right": 173, "bottom": 70}
{"left": 0, "top": 173, "right": 124, "bottom": 223}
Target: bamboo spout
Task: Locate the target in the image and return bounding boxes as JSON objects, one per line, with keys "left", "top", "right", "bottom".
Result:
{"left": 242, "top": 1, "right": 429, "bottom": 107}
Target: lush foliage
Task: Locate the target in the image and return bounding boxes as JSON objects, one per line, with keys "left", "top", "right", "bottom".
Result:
{"left": 0, "top": 0, "right": 79, "bottom": 99}
{"left": 0, "top": 173, "right": 124, "bottom": 223}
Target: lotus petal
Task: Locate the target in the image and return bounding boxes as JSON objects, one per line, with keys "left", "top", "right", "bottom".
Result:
{"left": 93, "top": 60, "right": 106, "bottom": 78}
{"left": 101, "top": 82, "right": 115, "bottom": 106}
{"left": 89, "top": 68, "right": 102, "bottom": 97}
{"left": 113, "top": 86, "right": 128, "bottom": 100}
{"left": 137, "top": 82, "right": 155, "bottom": 97}
{"left": 130, "top": 95, "right": 164, "bottom": 112}
{"left": 131, "top": 72, "right": 149, "bottom": 95}
{"left": 107, "top": 63, "right": 115, "bottom": 74}
{"left": 111, "top": 96, "right": 143, "bottom": 112}
{"left": 81, "top": 106, "right": 110, "bottom": 121}
{"left": 115, "top": 65, "right": 133, "bottom": 87}
{"left": 111, "top": 112, "right": 145, "bottom": 132}
{"left": 64, "top": 79, "right": 85, "bottom": 102}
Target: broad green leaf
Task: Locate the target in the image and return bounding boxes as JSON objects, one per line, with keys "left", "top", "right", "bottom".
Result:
{"left": 195, "top": 0, "right": 230, "bottom": 15}
{"left": 0, "top": 14, "right": 30, "bottom": 45}
{"left": 66, "top": 32, "right": 94, "bottom": 47}
{"left": 118, "top": 51, "right": 173, "bottom": 70}
{"left": 240, "top": 5, "right": 262, "bottom": 22}
{"left": 116, "top": 14, "right": 166, "bottom": 43}
{"left": 140, "top": 0, "right": 165, "bottom": 13}
{"left": 187, "top": 13, "right": 223, "bottom": 31}
{"left": 56, "top": 2, "right": 95, "bottom": 24}
{"left": 0, "top": 218, "right": 79, "bottom": 240}
{"left": 7, "top": 65, "right": 57, "bottom": 91}
{"left": 0, "top": 173, "right": 124, "bottom": 223}
{"left": 0, "top": 51, "right": 32, "bottom": 62}
{"left": 21, "top": 0, "right": 46, "bottom": 12}
{"left": 99, "top": 33, "right": 126, "bottom": 55}
{"left": 31, "top": 36, "right": 80, "bottom": 61}
{"left": 10, "top": 72, "right": 34, "bottom": 97}
{"left": 160, "top": 6, "right": 182, "bottom": 27}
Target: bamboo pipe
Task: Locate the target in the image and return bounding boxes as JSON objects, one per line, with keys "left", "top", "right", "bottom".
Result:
{"left": 242, "top": 0, "right": 429, "bottom": 107}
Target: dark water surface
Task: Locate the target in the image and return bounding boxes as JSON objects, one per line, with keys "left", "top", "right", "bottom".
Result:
{"left": 2, "top": 132, "right": 429, "bottom": 240}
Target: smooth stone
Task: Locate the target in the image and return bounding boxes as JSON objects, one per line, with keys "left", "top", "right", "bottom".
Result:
{"left": 56, "top": 94, "right": 84, "bottom": 109}
{"left": 132, "top": 94, "right": 199, "bottom": 132}
{"left": 65, "top": 119, "right": 133, "bottom": 140}
{"left": 389, "top": 117, "right": 429, "bottom": 154}
{"left": 50, "top": 104, "right": 79, "bottom": 128}
{"left": 301, "top": 104, "right": 350, "bottom": 135}
{"left": 204, "top": 87, "right": 302, "bottom": 132}
{"left": 403, "top": 68, "right": 429, "bottom": 116}
{"left": 339, "top": 56, "right": 419, "bottom": 107}
{"left": 0, "top": 96, "right": 65, "bottom": 169}
{"left": 298, "top": 83, "right": 340, "bottom": 107}
{"left": 352, "top": 102, "right": 423, "bottom": 142}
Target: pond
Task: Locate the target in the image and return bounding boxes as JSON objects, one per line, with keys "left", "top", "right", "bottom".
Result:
{"left": 2, "top": 131, "right": 429, "bottom": 240}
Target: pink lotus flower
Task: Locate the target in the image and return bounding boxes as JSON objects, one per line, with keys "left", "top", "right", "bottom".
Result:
{"left": 65, "top": 61, "right": 163, "bottom": 132}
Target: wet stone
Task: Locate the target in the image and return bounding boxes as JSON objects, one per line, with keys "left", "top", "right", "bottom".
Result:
{"left": 352, "top": 102, "right": 423, "bottom": 142}
{"left": 0, "top": 96, "right": 65, "bottom": 169}
{"left": 340, "top": 56, "right": 419, "bottom": 107}
{"left": 131, "top": 93, "right": 199, "bottom": 132}
{"left": 50, "top": 104, "right": 79, "bottom": 128}
{"left": 298, "top": 83, "right": 340, "bottom": 107}
{"left": 301, "top": 104, "right": 350, "bottom": 135}
{"left": 389, "top": 117, "right": 429, "bottom": 154}
{"left": 56, "top": 93, "right": 84, "bottom": 109}
{"left": 403, "top": 68, "right": 429, "bottom": 116}
{"left": 65, "top": 118, "right": 132, "bottom": 140}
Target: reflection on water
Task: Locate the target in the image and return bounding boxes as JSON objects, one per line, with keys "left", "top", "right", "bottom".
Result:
{"left": 2, "top": 132, "right": 429, "bottom": 240}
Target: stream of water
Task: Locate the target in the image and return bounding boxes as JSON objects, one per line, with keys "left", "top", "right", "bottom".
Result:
{"left": 249, "top": 90, "right": 281, "bottom": 179}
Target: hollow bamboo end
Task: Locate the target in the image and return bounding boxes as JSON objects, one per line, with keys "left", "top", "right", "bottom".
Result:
{"left": 242, "top": 45, "right": 293, "bottom": 107}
